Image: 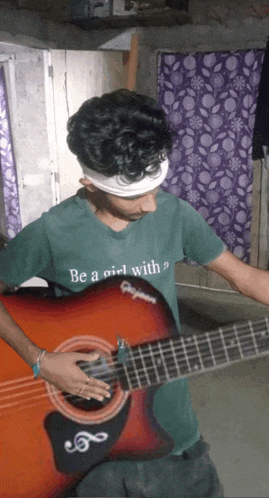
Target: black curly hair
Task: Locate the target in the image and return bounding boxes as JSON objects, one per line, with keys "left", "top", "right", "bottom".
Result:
{"left": 67, "top": 89, "right": 173, "bottom": 183}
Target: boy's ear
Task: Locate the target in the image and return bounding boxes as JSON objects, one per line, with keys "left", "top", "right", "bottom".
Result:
{"left": 79, "top": 177, "right": 99, "bottom": 192}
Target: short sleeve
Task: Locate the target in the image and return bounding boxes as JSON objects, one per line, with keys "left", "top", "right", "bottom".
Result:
{"left": 180, "top": 200, "right": 226, "bottom": 265}
{"left": 0, "top": 216, "right": 52, "bottom": 286}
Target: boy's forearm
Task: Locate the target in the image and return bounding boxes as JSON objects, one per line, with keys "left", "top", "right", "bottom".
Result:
{"left": 240, "top": 266, "right": 269, "bottom": 307}
{"left": 0, "top": 301, "right": 41, "bottom": 366}
{"left": 208, "top": 250, "right": 269, "bottom": 308}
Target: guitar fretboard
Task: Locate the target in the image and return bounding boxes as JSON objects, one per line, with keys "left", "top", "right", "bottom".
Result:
{"left": 116, "top": 317, "right": 269, "bottom": 391}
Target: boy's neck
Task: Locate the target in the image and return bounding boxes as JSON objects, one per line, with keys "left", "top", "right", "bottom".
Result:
{"left": 85, "top": 190, "right": 130, "bottom": 232}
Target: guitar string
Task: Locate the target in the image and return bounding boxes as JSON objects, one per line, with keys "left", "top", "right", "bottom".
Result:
{"left": 1, "top": 339, "right": 268, "bottom": 417}
{"left": 0, "top": 318, "right": 267, "bottom": 395}
{"left": 0, "top": 314, "right": 259, "bottom": 385}
{"left": 0, "top": 336, "right": 268, "bottom": 414}
{"left": 0, "top": 318, "right": 268, "bottom": 397}
{"left": 0, "top": 346, "right": 268, "bottom": 416}
{"left": 0, "top": 318, "right": 268, "bottom": 385}
{"left": 68, "top": 333, "right": 269, "bottom": 389}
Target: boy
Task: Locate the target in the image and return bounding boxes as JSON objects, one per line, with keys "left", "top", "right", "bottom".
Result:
{"left": 1, "top": 90, "right": 269, "bottom": 497}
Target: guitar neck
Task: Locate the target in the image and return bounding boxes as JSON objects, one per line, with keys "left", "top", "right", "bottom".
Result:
{"left": 117, "top": 317, "right": 269, "bottom": 391}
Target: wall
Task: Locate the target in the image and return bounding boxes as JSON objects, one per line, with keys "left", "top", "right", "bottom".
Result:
{"left": 0, "top": 44, "right": 125, "bottom": 226}
{"left": 1, "top": 6, "right": 269, "bottom": 288}
{"left": 135, "top": 20, "right": 269, "bottom": 99}
{"left": 0, "top": 44, "right": 53, "bottom": 227}
{"left": 1, "top": 1, "right": 269, "bottom": 53}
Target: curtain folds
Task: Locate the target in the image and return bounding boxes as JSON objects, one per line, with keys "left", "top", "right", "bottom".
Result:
{"left": 158, "top": 50, "right": 264, "bottom": 263}
{"left": 0, "top": 66, "right": 22, "bottom": 239}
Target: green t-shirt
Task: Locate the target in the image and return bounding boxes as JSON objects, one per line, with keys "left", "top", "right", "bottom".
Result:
{"left": 0, "top": 189, "right": 225, "bottom": 454}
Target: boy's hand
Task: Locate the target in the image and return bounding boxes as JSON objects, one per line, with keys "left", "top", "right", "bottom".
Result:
{"left": 39, "top": 351, "right": 111, "bottom": 401}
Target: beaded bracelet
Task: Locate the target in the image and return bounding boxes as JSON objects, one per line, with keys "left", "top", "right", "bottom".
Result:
{"left": 32, "top": 349, "right": 47, "bottom": 379}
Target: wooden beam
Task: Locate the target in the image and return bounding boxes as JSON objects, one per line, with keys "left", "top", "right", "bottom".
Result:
{"left": 127, "top": 34, "right": 139, "bottom": 91}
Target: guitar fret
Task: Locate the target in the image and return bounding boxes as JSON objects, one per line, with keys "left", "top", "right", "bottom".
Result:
{"left": 233, "top": 324, "right": 243, "bottom": 359}
{"left": 180, "top": 336, "right": 191, "bottom": 373}
{"left": 157, "top": 342, "right": 170, "bottom": 382}
{"left": 219, "top": 328, "right": 229, "bottom": 362}
{"left": 196, "top": 333, "right": 214, "bottom": 369}
{"left": 117, "top": 316, "right": 269, "bottom": 393}
{"left": 129, "top": 348, "right": 142, "bottom": 389}
{"left": 193, "top": 334, "right": 205, "bottom": 371}
{"left": 221, "top": 325, "right": 241, "bottom": 362}
{"left": 264, "top": 317, "right": 269, "bottom": 352}
{"left": 172, "top": 337, "right": 188, "bottom": 375}
{"left": 141, "top": 343, "right": 159, "bottom": 385}
{"left": 253, "top": 317, "right": 269, "bottom": 354}
{"left": 206, "top": 332, "right": 216, "bottom": 367}
{"left": 169, "top": 337, "right": 181, "bottom": 377}
{"left": 163, "top": 337, "right": 182, "bottom": 378}
{"left": 148, "top": 343, "right": 161, "bottom": 384}
{"left": 248, "top": 320, "right": 259, "bottom": 355}
{"left": 151, "top": 342, "right": 168, "bottom": 383}
{"left": 182, "top": 336, "right": 203, "bottom": 373}
{"left": 131, "top": 345, "right": 154, "bottom": 388}
{"left": 209, "top": 330, "right": 227, "bottom": 365}
{"left": 138, "top": 344, "right": 151, "bottom": 386}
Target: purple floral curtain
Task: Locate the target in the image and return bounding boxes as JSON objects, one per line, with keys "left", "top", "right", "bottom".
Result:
{"left": 0, "top": 66, "right": 22, "bottom": 239}
{"left": 158, "top": 50, "right": 264, "bottom": 263}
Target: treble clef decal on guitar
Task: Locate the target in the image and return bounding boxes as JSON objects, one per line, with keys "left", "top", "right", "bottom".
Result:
{"left": 1, "top": 275, "right": 269, "bottom": 498}
{"left": 64, "top": 430, "right": 109, "bottom": 454}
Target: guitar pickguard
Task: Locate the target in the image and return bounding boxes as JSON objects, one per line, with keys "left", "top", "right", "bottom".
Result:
{"left": 44, "top": 398, "right": 131, "bottom": 474}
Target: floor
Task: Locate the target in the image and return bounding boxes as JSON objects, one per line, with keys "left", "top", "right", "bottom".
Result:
{"left": 177, "top": 284, "right": 269, "bottom": 498}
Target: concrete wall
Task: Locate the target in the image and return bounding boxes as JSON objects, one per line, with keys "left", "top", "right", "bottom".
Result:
{"left": 1, "top": 3, "right": 269, "bottom": 97}
{"left": 2, "top": 6, "right": 268, "bottom": 101}
{"left": 2, "top": 8, "right": 269, "bottom": 223}
{"left": 0, "top": 44, "right": 53, "bottom": 227}
{"left": 1, "top": 1, "right": 269, "bottom": 52}
{"left": 1, "top": 4, "right": 269, "bottom": 286}
{"left": 136, "top": 20, "right": 269, "bottom": 99}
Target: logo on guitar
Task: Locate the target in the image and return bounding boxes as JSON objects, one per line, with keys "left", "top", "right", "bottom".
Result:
{"left": 64, "top": 431, "right": 109, "bottom": 454}
{"left": 120, "top": 280, "right": 157, "bottom": 304}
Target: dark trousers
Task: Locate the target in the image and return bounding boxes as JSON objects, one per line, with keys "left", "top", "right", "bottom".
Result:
{"left": 75, "top": 436, "right": 224, "bottom": 497}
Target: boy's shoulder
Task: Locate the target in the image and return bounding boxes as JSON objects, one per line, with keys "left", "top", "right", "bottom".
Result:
{"left": 42, "top": 189, "right": 86, "bottom": 224}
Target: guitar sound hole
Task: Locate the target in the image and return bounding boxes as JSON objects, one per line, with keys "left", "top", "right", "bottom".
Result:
{"left": 65, "top": 393, "right": 114, "bottom": 412}
{"left": 64, "top": 354, "right": 118, "bottom": 412}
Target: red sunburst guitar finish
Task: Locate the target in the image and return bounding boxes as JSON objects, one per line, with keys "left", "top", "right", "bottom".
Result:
{"left": 1, "top": 275, "right": 269, "bottom": 498}
{"left": 0, "top": 276, "right": 177, "bottom": 498}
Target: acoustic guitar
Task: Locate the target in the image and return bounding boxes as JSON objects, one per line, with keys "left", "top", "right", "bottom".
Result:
{"left": 0, "top": 275, "right": 268, "bottom": 498}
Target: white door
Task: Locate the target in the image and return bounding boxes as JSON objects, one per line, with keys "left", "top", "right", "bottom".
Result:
{"left": 45, "top": 50, "right": 124, "bottom": 202}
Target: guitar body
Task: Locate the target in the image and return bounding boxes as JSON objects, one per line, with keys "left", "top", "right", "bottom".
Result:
{"left": 0, "top": 276, "right": 177, "bottom": 498}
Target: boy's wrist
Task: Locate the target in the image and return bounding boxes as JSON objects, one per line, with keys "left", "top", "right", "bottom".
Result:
{"left": 31, "top": 349, "right": 47, "bottom": 378}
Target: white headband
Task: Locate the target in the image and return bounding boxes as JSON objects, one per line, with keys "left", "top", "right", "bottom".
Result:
{"left": 79, "top": 158, "right": 169, "bottom": 197}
